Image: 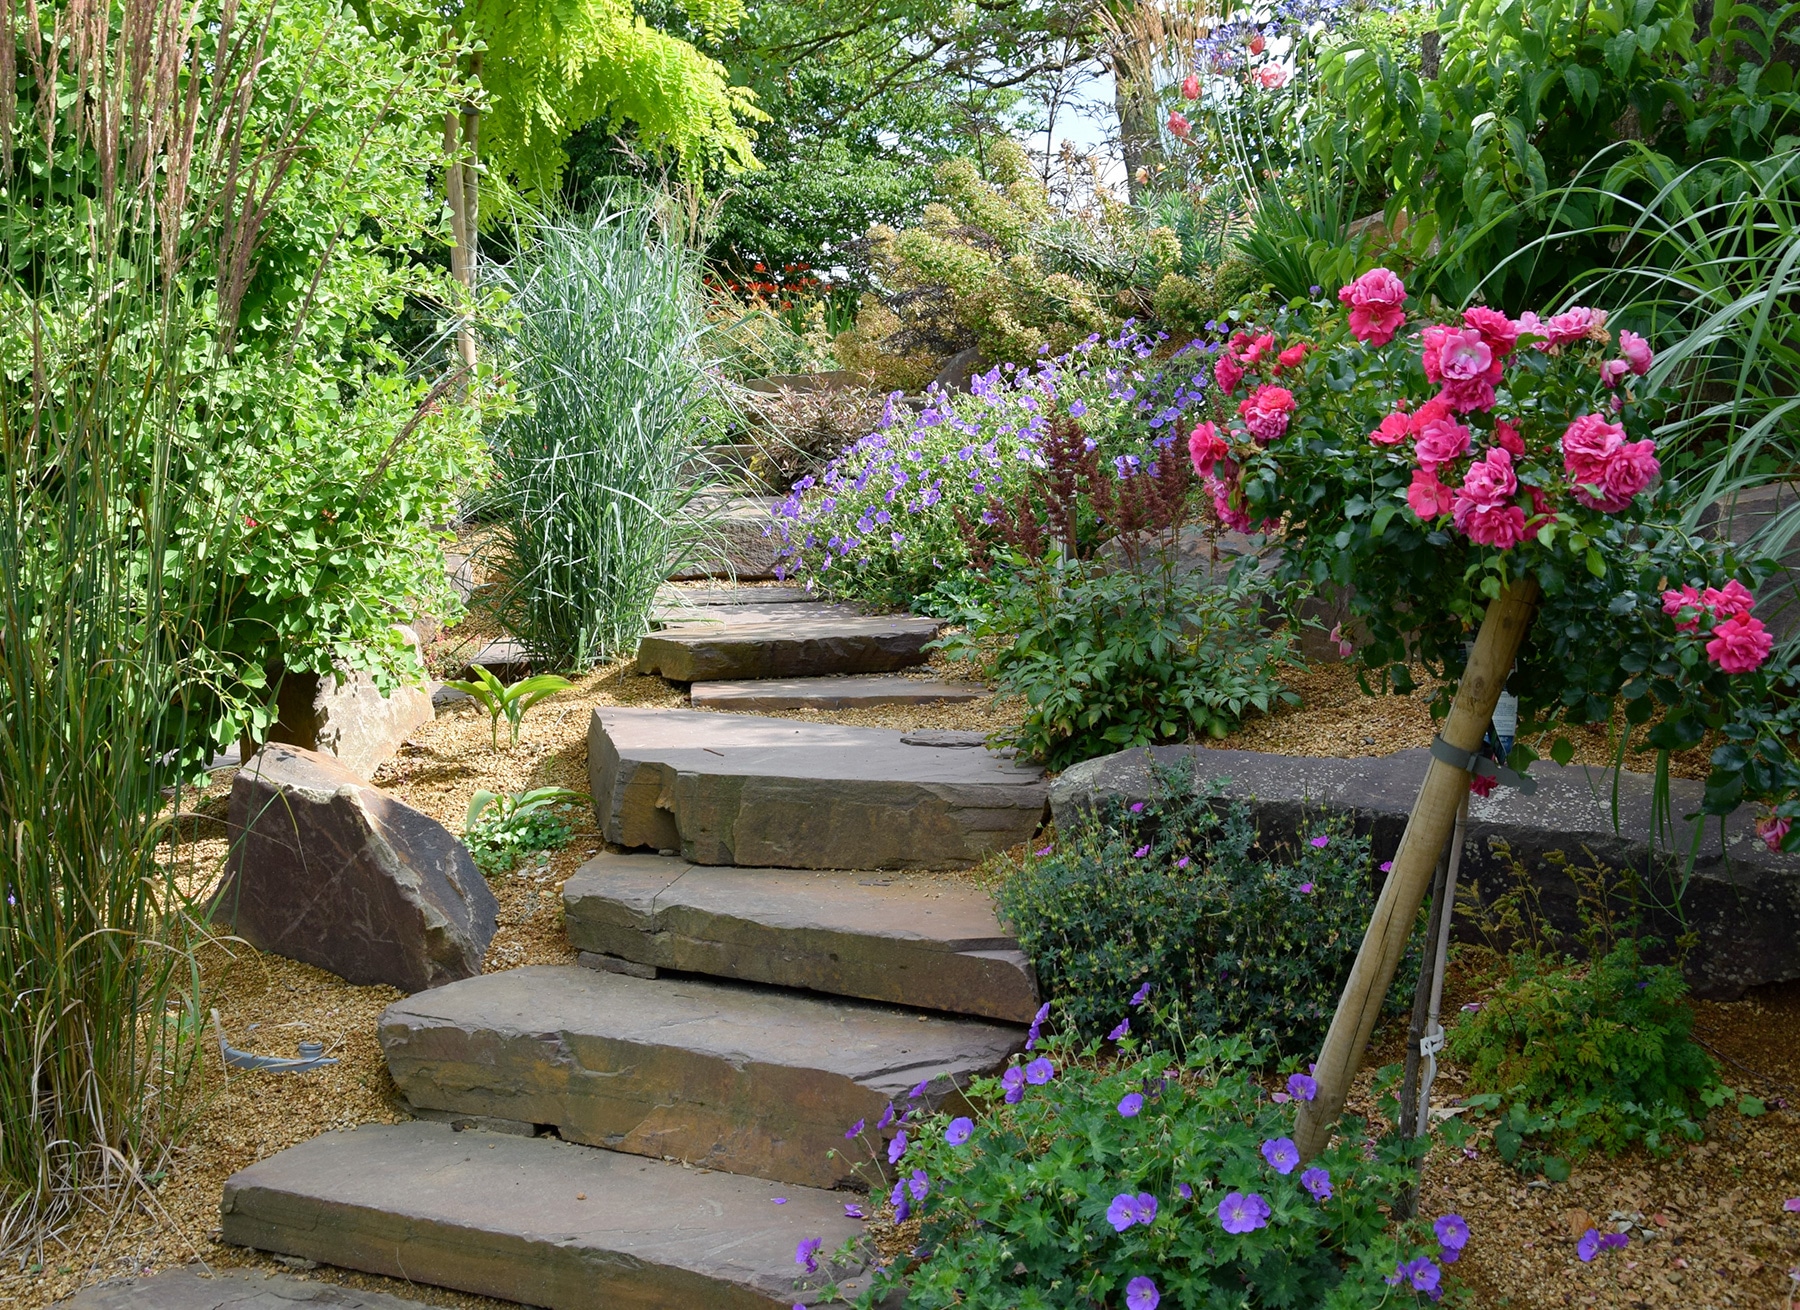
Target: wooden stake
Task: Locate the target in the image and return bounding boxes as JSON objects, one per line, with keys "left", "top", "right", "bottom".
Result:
{"left": 1294, "top": 576, "right": 1539, "bottom": 1160}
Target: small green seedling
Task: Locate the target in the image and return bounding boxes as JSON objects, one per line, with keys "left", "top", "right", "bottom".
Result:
{"left": 442, "top": 664, "right": 573, "bottom": 747}
{"left": 464, "top": 786, "right": 587, "bottom": 875}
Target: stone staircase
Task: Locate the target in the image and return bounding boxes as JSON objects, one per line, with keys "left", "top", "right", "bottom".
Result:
{"left": 217, "top": 584, "right": 1045, "bottom": 1309}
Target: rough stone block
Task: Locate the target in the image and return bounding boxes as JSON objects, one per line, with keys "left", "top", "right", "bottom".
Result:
{"left": 668, "top": 496, "right": 784, "bottom": 581}
{"left": 379, "top": 965, "right": 1022, "bottom": 1187}
{"left": 689, "top": 675, "right": 986, "bottom": 711}
{"left": 563, "top": 853, "right": 1039, "bottom": 1021}
{"left": 220, "top": 1121, "right": 885, "bottom": 1308}
{"left": 264, "top": 626, "right": 434, "bottom": 779}
{"left": 209, "top": 744, "right": 497, "bottom": 993}
{"left": 1049, "top": 744, "right": 1800, "bottom": 999}
{"left": 57, "top": 1269, "right": 437, "bottom": 1309}
{"left": 636, "top": 613, "right": 941, "bottom": 682}
{"left": 588, "top": 707, "right": 1048, "bottom": 869}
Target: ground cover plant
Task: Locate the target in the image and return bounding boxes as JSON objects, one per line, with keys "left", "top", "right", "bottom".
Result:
{"left": 807, "top": 1020, "right": 1471, "bottom": 1308}
{"left": 483, "top": 205, "right": 714, "bottom": 668}
{"left": 463, "top": 786, "right": 587, "bottom": 875}
{"left": 998, "top": 770, "right": 1416, "bottom": 1060}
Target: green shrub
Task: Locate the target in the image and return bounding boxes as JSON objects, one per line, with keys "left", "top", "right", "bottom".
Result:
{"left": 1447, "top": 939, "right": 1721, "bottom": 1170}
{"left": 939, "top": 418, "right": 1293, "bottom": 766}
{"left": 997, "top": 771, "right": 1416, "bottom": 1060}
{"left": 464, "top": 787, "right": 586, "bottom": 876}
{"left": 820, "top": 1030, "right": 1466, "bottom": 1309}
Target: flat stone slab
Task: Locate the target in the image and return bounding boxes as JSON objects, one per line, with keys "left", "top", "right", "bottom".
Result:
{"left": 637, "top": 612, "right": 941, "bottom": 682}
{"left": 379, "top": 964, "right": 1021, "bottom": 1187}
{"left": 690, "top": 675, "right": 987, "bottom": 711}
{"left": 220, "top": 1121, "right": 882, "bottom": 1309}
{"left": 589, "top": 706, "right": 1048, "bottom": 869}
{"left": 58, "top": 1269, "right": 437, "bottom": 1309}
{"left": 668, "top": 496, "right": 783, "bottom": 582}
{"left": 1049, "top": 744, "right": 1800, "bottom": 999}
{"left": 562, "top": 853, "right": 1039, "bottom": 1021}
{"left": 655, "top": 585, "right": 819, "bottom": 608}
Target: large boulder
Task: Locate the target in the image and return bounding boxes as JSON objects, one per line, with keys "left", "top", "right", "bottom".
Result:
{"left": 210, "top": 745, "right": 497, "bottom": 992}
{"left": 263, "top": 625, "right": 435, "bottom": 779}
{"left": 1049, "top": 744, "right": 1800, "bottom": 1000}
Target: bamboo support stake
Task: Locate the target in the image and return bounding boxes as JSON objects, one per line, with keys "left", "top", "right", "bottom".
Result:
{"left": 1294, "top": 576, "right": 1540, "bottom": 1160}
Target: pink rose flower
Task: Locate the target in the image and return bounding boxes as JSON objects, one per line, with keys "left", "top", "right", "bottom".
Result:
{"left": 1494, "top": 418, "right": 1524, "bottom": 456}
{"left": 1561, "top": 413, "right": 1644, "bottom": 508}
{"left": 1338, "top": 269, "right": 1407, "bottom": 346}
{"left": 1205, "top": 474, "right": 1252, "bottom": 532}
{"left": 1168, "top": 111, "right": 1191, "bottom": 138}
{"left": 1234, "top": 332, "right": 1276, "bottom": 365}
{"left": 1370, "top": 411, "right": 1412, "bottom": 446}
{"left": 1188, "top": 421, "right": 1229, "bottom": 477}
{"left": 1536, "top": 307, "right": 1608, "bottom": 349}
{"left": 1452, "top": 448, "right": 1528, "bottom": 548}
{"left": 1420, "top": 324, "right": 1451, "bottom": 383}
{"left": 1581, "top": 437, "right": 1659, "bottom": 512}
{"left": 1238, "top": 384, "right": 1296, "bottom": 443}
{"left": 1276, "top": 342, "right": 1310, "bottom": 371}
{"left": 1619, "top": 330, "right": 1653, "bottom": 376}
{"left": 1702, "top": 579, "right": 1756, "bottom": 617}
{"left": 1181, "top": 73, "right": 1201, "bottom": 99}
{"left": 1407, "top": 468, "right": 1454, "bottom": 520}
{"left": 1662, "top": 585, "right": 1705, "bottom": 632}
{"left": 1599, "top": 358, "right": 1630, "bottom": 388}
{"left": 1256, "top": 65, "right": 1290, "bottom": 89}
{"left": 1706, "top": 610, "right": 1774, "bottom": 674}
{"left": 1756, "top": 812, "right": 1790, "bottom": 853}
{"left": 1415, "top": 415, "right": 1472, "bottom": 473}
{"left": 1214, "top": 354, "right": 1245, "bottom": 395}
{"left": 1430, "top": 326, "right": 1501, "bottom": 412}
{"left": 1462, "top": 306, "right": 1520, "bottom": 358}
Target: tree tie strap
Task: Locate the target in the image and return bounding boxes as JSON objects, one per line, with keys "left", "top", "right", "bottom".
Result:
{"left": 1429, "top": 734, "right": 1536, "bottom": 795}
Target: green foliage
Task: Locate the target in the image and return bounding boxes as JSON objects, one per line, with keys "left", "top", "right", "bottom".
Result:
{"left": 828, "top": 1031, "right": 1459, "bottom": 1310}
{"left": 464, "top": 786, "right": 586, "bottom": 874}
{"left": 468, "top": 0, "right": 764, "bottom": 195}
{"left": 483, "top": 206, "right": 711, "bottom": 668}
{"left": 441, "top": 667, "right": 575, "bottom": 747}
{"left": 1448, "top": 940, "right": 1719, "bottom": 1166}
{"left": 997, "top": 773, "right": 1416, "bottom": 1059}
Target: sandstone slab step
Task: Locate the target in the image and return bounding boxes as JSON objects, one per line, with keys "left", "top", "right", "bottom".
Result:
{"left": 220, "top": 1121, "right": 882, "bottom": 1309}
{"left": 563, "top": 853, "right": 1039, "bottom": 1021}
{"left": 636, "top": 612, "right": 941, "bottom": 682}
{"left": 654, "top": 585, "right": 818, "bottom": 608}
{"left": 57, "top": 1269, "right": 438, "bottom": 1309}
{"left": 379, "top": 964, "right": 1021, "bottom": 1188}
{"left": 689, "top": 675, "right": 986, "bottom": 711}
{"left": 668, "top": 496, "right": 782, "bottom": 582}
{"left": 588, "top": 706, "right": 1047, "bottom": 869}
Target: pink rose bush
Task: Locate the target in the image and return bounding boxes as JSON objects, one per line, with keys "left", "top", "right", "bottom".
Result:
{"left": 1186, "top": 268, "right": 1798, "bottom": 836}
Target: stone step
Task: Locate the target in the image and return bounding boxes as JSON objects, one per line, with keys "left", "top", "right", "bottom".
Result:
{"left": 636, "top": 611, "right": 941, "bottom": 682}
{"left": 563, "top": 853, "right": 1039, "bottom": 1022}
{"left": 58, "top": 1269, "right": 439, "bottom": 1309}
{"left": 667, "top": 496, "right": 782, "bottom": 582}
{"left": 649, "top": 602, "right": 857, "bottom": 631}
{"left": 588, "top": 706, "right": 1047, "bottom": 869}
{"left": 689, "top": 675, "right": 987, "bottom": 711}
{"left": 379, "top": 964, "right": 1021, "bottom": 1188}
{"left": 220, "top": 1121, "right": 885, "bottom": 1310}
{"left": 654, "top": 585, "right": 818, "bottom": 608}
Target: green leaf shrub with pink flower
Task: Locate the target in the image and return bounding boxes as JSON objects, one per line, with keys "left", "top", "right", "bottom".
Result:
{"left": 1191, "top": 270, "right": 1800, "bottom": 840}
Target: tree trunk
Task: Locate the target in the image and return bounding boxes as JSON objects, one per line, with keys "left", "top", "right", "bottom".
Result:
{"left": 443, "top": 51, "right": 481, "bottom": 368}
{"left": 1114, "top": 71, "right": 1162, "bottom": 202}
{"left": 1294, "top": 577, "right": 1540, "bottom": 1160}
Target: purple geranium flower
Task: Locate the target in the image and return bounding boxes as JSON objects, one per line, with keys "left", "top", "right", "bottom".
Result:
{"left": 1287, "top": 1073, "right": 1318, "bottom": 1102}
{"left": 1301, "top": 1167, "right": 1332, "bottom": 1201}
{"left": 1217, "top": 1191, "right": 1270, "bottom": 1234}
{"left": 1129, "top": 801, "right": 1145, "bottom": 813}
{"left": 845, "top": 1119, "right": 864, "bottom": 1139}
{"left": 887, "top": 1130, "right": 908, "bottom": 1164}
{"left": 1600, "top": 1232, "right": 1628, "bottom": 1251}
{"left": 944, "top": 1117, "right": 973, "bottom": 1145}
{"left": 1001, "top": 1066, "right": 1025, "bottom": 1104}
{"left": 1261, "top": 1137, "right": 1300, "bottom": 1175}
{"left": 1298, "top": 882, "right": 1315, "bottom": 894}
{"left": 908, "top": 1169, "right": 930, "bottom": 1201}
{"left": 1177, "top": 1182, "right": 1192, "bottom": 1199}
{"left": 890, "top": 1179, "right": 911, "bottom": 1223}
{"left": 1132, "top": 1193, "right": 1157, "bottom": 1225}
{"left": 796, "top": 1237, "right": 822, "bottom": 1272}
{"left": 1133, "top": 844, "right": 1150, "bottom": 858}
{"left": 1125, "top": 1275, "right": 1159, "bottom": 1310}
{"left": 1108, "top": 1018, "right": 1130, "bottom": 1042}
{"left": 1434, "top": 1213, "right": 1469, "bottom": 1254}
{"left": 908, "top": 1080, "right": 930, "bottom": 1098}
{"left": 1025, "top": 1057, "right": 1054, "bottom": 1085}
{"left": 1118, "top": 1092, "right": 1145, "bottom": 1118}
{"left": 1310, "top": 835, "right": 1330, "bottom": 847}
{"left": 1577, "top": 1228, "right": 1600, "bottom": 1262}
{"left": 877, "top": 1102, "right": 895, "bottom": 1130}
{"left": 844, "top": 1202, "right": 864, "bottom": 1219}
{"left": 1130, "top": 981, "right": 1153, "bottom": 1008}
{"left": 1107, "top": 1193, "right": 1137, "bottom": 1232}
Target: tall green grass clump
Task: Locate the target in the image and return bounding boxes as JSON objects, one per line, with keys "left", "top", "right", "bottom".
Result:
{"left": 486, "top": 206, "right": 711, "bottom": 668}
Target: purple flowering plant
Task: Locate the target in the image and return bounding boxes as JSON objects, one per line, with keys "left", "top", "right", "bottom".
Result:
{"left": 767, "top": 326, "right": 1217, "bottom": 614}
{"left": 814, "top": 1020, "right": 1462, "bottom": 1309}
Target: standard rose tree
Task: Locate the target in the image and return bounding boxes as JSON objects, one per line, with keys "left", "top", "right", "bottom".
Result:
{"left": 1191, "top": 271, "right": 1800, "bottom": 1155}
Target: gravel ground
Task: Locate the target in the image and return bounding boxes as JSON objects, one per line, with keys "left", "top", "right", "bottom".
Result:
{"left": 6, "top": 623, "right": 1793, "bottom": 1309}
